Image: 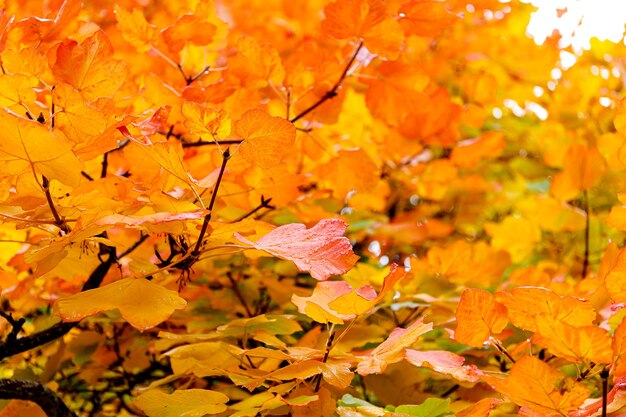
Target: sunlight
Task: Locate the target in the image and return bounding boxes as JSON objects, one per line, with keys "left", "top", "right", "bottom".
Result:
{"left": 524, "top": 0, "right": 626, "bottom": 51}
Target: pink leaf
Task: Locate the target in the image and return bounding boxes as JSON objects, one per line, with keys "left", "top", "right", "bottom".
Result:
{"left": 405, "top": 349, "right": 482, "bottom": 382}
{"left": 235, "top": 218, "right": 359, "bottom": 280}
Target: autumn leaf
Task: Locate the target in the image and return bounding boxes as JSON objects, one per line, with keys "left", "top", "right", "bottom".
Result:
{"left": 292, "top": 264, "right": 404, "bottom": 323}
{"left": 56, "top": 278, "right": 187, "bottom": 331}
{"left": 182, "top": 102, "right": 231, "bottom": 140}
{"left": 404, "top": 349, "right": 482, "bottom": 382}
{"left": 495, "top": 287, "right": 596, "bottom": 332}
{"left": 114, "top": 6, "right": 157, "bottom": 52}
{"left": 532, "top": 314, "right": 612, "bottom": 364}
{"left": 133, "top": 389, "right": 229, "bottom": 417}
{"left": 455, "top": 398, "right": 502, "bottom": 417}
{"left": 235, "top": 219, "right": 359, "bottom": 280}
{"left": 233, "top": 108, "right": 296, "bottom": 169}
{"left": 0, "top": 108, "right": 83, "bottom": 186}
{"left": 482, "top": 356, "right": 588, "bottom": 415}
{"left": 454, "top": 288, "right": 508, "bottom": 347}
{"left": 49, "top": 30, "right": 127, "bottom": 101}
{"left": 321, "top": 0, "right": 403, "bottom": 59}
{"left": 398, "top": 0, "right": 459, "bottom": 37}
{"left": 357, "top": 318, "right": 433, "bottom": 375}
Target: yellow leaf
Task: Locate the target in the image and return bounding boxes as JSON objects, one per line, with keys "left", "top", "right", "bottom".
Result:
{"left": 56, "top": 278, "right": 186, "bottom": 331}
{"left": 485, "top": 216, "right": 540, "bottom": 263}
{"left": 182, "top": 102, "right": 231, "bottom": 140}
{"left": 0, "top": 109, "right": 83, "bottom": 186}
{"left": 234, "top": 108, "right": 296, "bottom": 169}
{"left": 133, "top": 389, "right": 229, "bottom": 417}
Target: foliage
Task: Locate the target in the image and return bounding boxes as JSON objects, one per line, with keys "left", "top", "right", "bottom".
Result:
{"left": 1, "top": 0, "right": 626, "bottom": 416}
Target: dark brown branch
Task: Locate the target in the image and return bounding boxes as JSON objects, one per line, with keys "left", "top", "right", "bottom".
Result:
{"left": 290, "top": 40, "right": 363, "bottom": 123}
{"left": 0, "top": 379, "right": 77, "bottom": 417}
{"left": 582, "top": 190, "right": 590, "bottom": 279}
{"left": 601, "top": 367, "right": 609, "bottom": 417}
{"left": 192, "top": 148, "right": 231, "bottom": 255}
{"left": 182, "top": 139, "right": 244, "bottom": 148}
{"left": 0, "top": 244, "right": 116, "bottom": 360}
{"left": 41, "top": 176, "right": 70, "bottom": 234}
{"left": 226, "top": 272, "right": 253, "bottom": 317}
{"left": 314, "top": 326, "right": 335, "bottom": 392}
{"left": 231, "top": 195, "right": 275, "bottom": 223}
{"left": 118, "top": 233, "right": 149, "bottom": 259}
{"left": 0, "top": 311, "right": 25, "bottom": 343}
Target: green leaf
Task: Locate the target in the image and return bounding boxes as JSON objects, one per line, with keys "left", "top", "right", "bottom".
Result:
{"left": 395, "top": 398, "right": 452, "bottom": 417}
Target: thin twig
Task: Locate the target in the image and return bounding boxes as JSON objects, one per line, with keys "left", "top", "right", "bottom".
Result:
{"left": 192, "top": 148, "right": 231, "bottom": 255}
{"left": 582, "top": 189, "right": 590, "bottom": 279}
{"left": 118, "top": 233, "right": 149, "bottom": 259}
{"left": 231, "top": 195, "right": 275, "bottom": 223}
{"left": 290, "top": 40, "right": 363, "bottom": 123}
{"left": 182, "top": 139, "right": 244, "bottom": 148}
{"left": 0, "top": 311, "right": 25, "bottom": 343}
{"left": 41, "top": 176, "right": 70, "bottom": 234}
{"left": 226, "top": 272, "right": 253, "bottom": 317}
{"left": 601, "top": 367, "right": 609, "bottom": 417}
{"left": 314, "top": 324, "right": 335, "bottom": 392}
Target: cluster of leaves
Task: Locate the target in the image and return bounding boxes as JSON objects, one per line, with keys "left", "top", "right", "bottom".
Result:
{"left": 2, "top": 0, "right": 626, "bottom": 416}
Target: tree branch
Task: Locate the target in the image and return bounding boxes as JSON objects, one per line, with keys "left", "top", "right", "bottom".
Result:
{"left": 0, "top": 243, "right": 116, "bottom": 360}
{"left": 41, "top": 176, "right": 70, "bottom": 234}
{"left": 0, "top": 379, "right": 77, "bottom": 417}
{"left": 290, "top": 40, "right": 363, "bottom": 123}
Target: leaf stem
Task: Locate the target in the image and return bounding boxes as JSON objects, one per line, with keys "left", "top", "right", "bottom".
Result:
{"left": 226, "top": 272, "right": 253, "bottom": 317}
{"left": 182, "top": 139, "right": 244, "bottom": 148}
{"left": 314, "top": 324, "right": 335, "bottom": 392}
{"left": 231, "top": 195, "right": 275, "bottom": 223}
{"left": 41, "top": 176, "right": 70, "bottom": 234}
{"left": 582, "top": 189, "right": 590, "bottom": 279}
{"left": 290, "top": 40, "right": 363, "bottom": 123}
{"left": 192, "top": 148, "right": 231, "bottom": 255}
{"left": 601, "top": 367, "right": 609, "bottom": 417}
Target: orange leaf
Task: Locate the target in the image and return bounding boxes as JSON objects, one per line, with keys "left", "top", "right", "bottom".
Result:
{"left": 114, "top": 6, "right": 157, "bottom": 53}
{"left": 292, "top": 265, "right": 404, "bottom": 323}
{"left": 234, "top": 108, "right": 296, "bottom": 169}
{"left": 162, "top": 14, "right": 217, "bottom": 55}
{"left": 182, "top": 102, "right": 231, "bottom": 140}
{"left": 495, "top": 287, "right": 596, "bottom": 332}
{"left": 455, "top": 398, "right": 502, "bottom": 417}
{"left": 235, "top": 219, "right": 359, "bottom": 280}
{"left": 613, "top": 316, "right": 626, "bottom": 377}
{"left": 356, "top": 318, "right": 432, "bottom": 375}
{"left": 291, "top": 281, "right": 356, "bottom": 324}
{"left": 567, "top": 377, "right": 626, "bottom": 417}
{"left": 328, "top": 264, "right": 405, "bottom": 317}
{"left": 605, "top": 247, "right": 626, "bottom": 303}
{"left": 532, "top": 315, "right": 612, "bottom": 363}
{"left": 56, "top": 278, "right": 187, "bottom": 331}
{"left": 404, "top": 349, "right": 481, "bottom": 382}
{"left": 321, "top": 0, "right": 403, "bottom": 59}
{"left": 399, "top": 0, "right": 459, "bottom": 37}
{"left": 49, "top": 30, "right": 127, "bottom": 101}
{"left": 454, "top": 288, "right": 508, "bottom": 347}
{"left": 551, "top": 143, "right": 607, "bottom": 201}
{"left": 482, "top": 356, "right": 588, "bottom": 415}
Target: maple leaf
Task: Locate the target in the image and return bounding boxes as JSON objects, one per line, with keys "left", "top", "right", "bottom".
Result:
{"left": 235, "top": 219, "right": 359, "bottom": 280}
{"left": 56, "top": 278, "right": 187, "bottom": 331}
